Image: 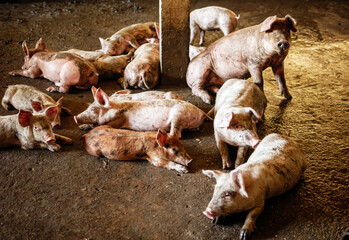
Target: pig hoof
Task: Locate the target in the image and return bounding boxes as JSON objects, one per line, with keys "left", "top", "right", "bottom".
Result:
{"left": 48, "top": 143, "right": 61, "bottom": 152}
{"left": 240, "top": 229, "right": 250, "bottom": 240}
{"left": 178, "top": 166, "right": 189, "bottom": 173}
{"left": 202, "top": 95, "right": 213, "bottom": 105}
{"left": 212, "top": 216, "right": 224, "bottom": 225}
{"left": 9, "top": 71, "right": 15, "bottom": 76}
{"left": 46, "top": 86, "right": 58, "bottom": 92}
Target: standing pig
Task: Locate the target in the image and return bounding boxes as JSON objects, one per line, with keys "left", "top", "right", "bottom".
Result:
{"left": 99, "top": 22, "right": 158, "bottom": 56}
{"left": 74, "top": 87, "right": 209, "bottom": 138}
{"left": 109, "top": 88, "right": 183, "bottom": 101}
{"left": 122, "top": 42, "right": 160, "bottom": 90}
{"left": 187, "top": 15, "right": 297, "bottom": 104}
{"left": 203, "top": 133, "right": 308, "bottom": 239}
{"left": 2, "top": 84, "right": 72, "bottom": 128}
{"left": 213, "top": 79, "right": 267, "bottom": 169}
{"left": 0, "top": 108, "right": 73, "bottom": 151}
{"left": 83, "top": 126, "right": 192, "bottom": 173}
{"left": 9, "top": 38, "right": 99, "bottom": 93}
{"left": 190, "top": 6, "right": 240, "bottom": 46}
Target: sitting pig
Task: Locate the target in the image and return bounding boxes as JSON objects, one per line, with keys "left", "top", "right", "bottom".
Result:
{"left": 213, "top": 79, "right": 267, "bottom": 169}
{"left": 83, "top": 126, "right": 192, "bottom": 173}
{"left": 9, "top": 38, "right": 99, "bottom": 93}
{"left": 99, "top": 22, "right": 158, "bottom": 56}
{"left": 0, "top": 108, "right": 73, "bottom": 151}
{"left": 187, "top": 15, "right": 297, "bottom": 104}
{"left": 203, "top": 133, "right": 308, "bottom": 239}
{"left": 122, "top": 42, "right": 160, "bottom": 90}
{"left": 2, "top": 84, "right": 72, "bottom": 128}
{"left": 74, "top": 87, "right": 209, "bottom": 138}
{"left": 190, "top": 6, "right": 240, "bottom": 46}
{"left": 109, "top": 89, "right": 183, "bottom": 101}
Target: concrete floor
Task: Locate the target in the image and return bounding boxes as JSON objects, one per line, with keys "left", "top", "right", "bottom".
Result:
{"left": 0, "top": 0, "right": 348, "bottom": 239}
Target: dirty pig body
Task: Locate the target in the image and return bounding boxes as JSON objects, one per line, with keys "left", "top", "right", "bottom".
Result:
{"left": 190, "top": 6, "right": 240, "bottom": 46}
{"left": 75, "top": 88, "right": 208, "bottom": 138}
{"left": 122, "top": 43, "right": 160, "bottom": 90}
{"left": 9, "top": 39, "right": 98, "bottom": 93}
{"left": 109, "top": 89, "right": 183, "bottom": 101}
{"left": 99, "top": 22, "right": 158, "bottom": 56}
{"left": 213, "top": 79, "right": 267, "bottom": 169}
{"left": 2, "top": 84, "right": 72, "bottom": 128}
{"left": 0, "top": 109, "right": 73, "bottom": 151}
{"left": 83, "top": 126, "right": 192, "bottom": 173}
{"left": 203, "top": 133, "right": 308, "bottom": 239}
{"left": 66, "top": 49, "right": 135, "bottom": 80}
{"left": 187, "top": 15, "right": 297, "bottom": 104}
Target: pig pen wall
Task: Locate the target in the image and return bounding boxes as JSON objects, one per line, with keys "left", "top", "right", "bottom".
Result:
{"left": 0, "top": 0, "right": 348, "bottom": 239}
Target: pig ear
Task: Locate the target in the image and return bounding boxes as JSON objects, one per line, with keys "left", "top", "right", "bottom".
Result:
{"left": 154, "top": 22, "right": 160, "bottom": 39}
{"left": 56, "top": 97, "right": 63, "bottom": 107}
{"left": 245, "top": 107, "right": 262, "bottom": 122}
{"left": 31, "top": 100, "right": 43, "bottom": 112}
{"left": 18, "top": 110, "right": 33, "bottom": 127}
{"left": 285, "top": 15, "right": 297, "bottom": 32}
{"left": 156, "top": 129, "right": 168, "bottom": 147}
{"left": 99, "top": 37, "right": 109, "bottom": 48}
{"left": 91, "top": 86, "right": 98, "bottom": 97}
{"left": 218, "top": 112, "right": 233, "bottom": 128}
{"left": 126, "top": 38, "right": 140, "bottom": 49}
{"left": 95, "top": 88, "right": 110, "bottom": 107}
{"left": 22, "top": 41, "right": 30, "bottom": 57}
{"left": 45, "top": 106, "right": 58, "bottom": 121}
{"left": 116, "top": 89, "right": 132, "bottom": 95}
{"left": 260, "top": 15, "right": 277, "bottom": 32}
{"left": 231, "top": 170, "right": 248, "bottom": 198}
{"left": 35, "top": 38, "right": 45, "bottom": 50}
{"left": 202, "top": 170, "right": 222, "bottom": 179}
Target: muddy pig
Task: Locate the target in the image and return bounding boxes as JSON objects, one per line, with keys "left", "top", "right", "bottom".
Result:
{"left": 66, "top": 49, "right": 135, "bottom": 80}
{"left": 9, "top": 38, "right": 99, "bottom": 93}
{"left": 190, "top": 6, "right": 240, "bottom": 46}
{"left": 2, "top": 84, "right": 72, "bottom": 128}
{"left": 83, "top": 126, "right": 192, "bottom": 173}
{"left": 0, "top": 108, "right": 73, "bottom": 151}
{"left": 121, "top": 43, "right": 160, "bottom": 90}
{"left": 212, "top": 79, "right": 267, "bottom": 169}
{"left": 74, "top": 87, "right": 209, "bottom": 138}
{"left": 189, "top": 45, "right": 206, "bottom": 61}
{"left": 202, "top": 133, "right": 308, "bottom": 239}
{"left": 99, "top": 22, "right": 158, "bottom": 55}
{"left": 109, "top": 88, "right": 183, "bottom": 101}
{"left": 187, "top": 15, "right": 297, "bottom": 104}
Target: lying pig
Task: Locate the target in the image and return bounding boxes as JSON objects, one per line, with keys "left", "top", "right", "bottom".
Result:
{"left": 74, "top": 87, "right": 209, "bottom": 138}
{"left": 67, "top": 48, "right": 135, "bottom": 80}
{"left": 109, "top": 89, "right": 183, "bottom": 101}
{"left": 9, "top": 38, "right": 99, "bottom": 93}
{"left": 190, "top": 6, "right": 240, "bottom": 46}
{"left": 202, "top": 133, "right": 308, "bottom": 239}
{"left": 122, "top": 43, "right": 160, "bottom": 89}
{"left": 189, "top": 45, "right": 206, "bottom": 61}
{"left": 99, "top": 22, "right": 158, "bottom": 55}
{"left": 0, "top": 108, "right": 73, "bottom": 151}
{"left": 187, "top": 15, "right": 297, "bottom": 104}
{"left": 213, "top": 79, "right": 267, "bottom": 169}
{"left": 83, "top": 126, "right": 192, "bottom": 173}
{"left": 2, "top": 84, "right": 72, "bottom": 128}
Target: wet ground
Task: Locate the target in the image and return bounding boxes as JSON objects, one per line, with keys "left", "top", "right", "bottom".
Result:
{"left": 0, "top": 0, "right": 348, "bottom": 239}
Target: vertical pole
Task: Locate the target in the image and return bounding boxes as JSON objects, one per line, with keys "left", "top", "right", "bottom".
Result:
{"left": 159, "top": 0, "right": 190, "bottom": 86}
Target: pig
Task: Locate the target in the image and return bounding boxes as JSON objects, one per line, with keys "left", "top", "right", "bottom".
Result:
{"left": 74, "top": 87, "right": 210, "bottom": 138}
{"left": 9, "top": 38, "right": 99, "bottom": 93}
{"left": 66, "top": 48, "right": 135, "bottom": 80}
{"left": 2, "top": 84, "right": 72, "bottom": 128}
{"left": 212, "top": 79, "right": 267, "bottom": 169}
{"left": 189, "top": 45, "right": 206, "bottom": 61}
{"left": 0, "top": 108, "right": 73, "bottom": 151}
{"left": 202, "top": 133, "right": 308, "bottom": 239}
{"left": 109, "top": 88, "right": 183, "bottom": 101}
{"left": 190, "top": 6, "right": 240, "bottom": 46}
{"left": 83, "top": 126, "right": 192, "bottom": 173}
{"left": 121, "top": 43, "right": 160, "bottom": 90}
{"left": 187, "top": 15, "right": 297, "bottom": 104}
{"left": 99, "top": 22, "right": 158, "bottom": 56}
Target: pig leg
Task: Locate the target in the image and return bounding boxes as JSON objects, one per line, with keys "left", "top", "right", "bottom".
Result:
{"left": 169, "top": 120, "right": 183, "bottom": 138}
{"left": 240, "top": 205, "right": 264, "bottom": 240}
{"left": 235, "top": 146, "right": 247, "bottom": 168}
{"left": 44, "top": 143, "right": 61, "bottom": 152}
{"left": 215, "top": 132, "right": 231, "bottom": 169}
{"left": 199, "top": 30, "right": 205, "bottom": 46}
{"left": 248, "top": 66, "right": 264, "bottom": 92}
{"left": 189, "top": 24, "right": 200, "bottom": 45}
{"left": 61, "top": 106, "right": 73, "bottom": 115}
{"left": 272, "top": 63, "right": 292, "bottom": 100}
{"left": 9, "top": 67, "right": 42, "bottom": 78}
{"left": 150, "top": 157, "right": 189, "bottom": 173}
{"left": 54, "top": 134, "right": 73, "bottom": 145}
{"left": 79, "top": 124, "right": 95, "bottom": 130}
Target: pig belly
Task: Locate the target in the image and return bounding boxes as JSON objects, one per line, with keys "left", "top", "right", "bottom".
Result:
{"left": 210, "top": 53, "right": 250, "bottom": 80}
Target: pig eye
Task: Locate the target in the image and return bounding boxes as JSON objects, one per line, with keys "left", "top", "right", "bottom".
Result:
{"left": 172, "top": 148, "right": 179, "bottom": 155}
{"left": 33, "top": 125, "right": 40, "bottom": 131}
{"left": 221, "top": 192, "right": 236, "bottom": 200}
{"left": 164, "top": 144, "right": 169, "bottom": 148}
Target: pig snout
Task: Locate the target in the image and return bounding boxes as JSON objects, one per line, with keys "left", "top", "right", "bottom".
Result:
{"left": 203, "top": 208, "right": 217, "bottom": 220}
{"left": 277, "top": 40, "right": 290, "bottom": 52}
{"left": 46, "top": 137, "right": 56, "bottom": 145}
{"left": 74, "top": 115, "right": 80, "bottom": 124}
{"left": 250, "top": 137, "right": 261, "bottom": 149}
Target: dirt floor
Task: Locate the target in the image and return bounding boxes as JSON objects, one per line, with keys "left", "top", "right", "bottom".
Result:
{"left": 0, "top": 0, "right": 348, "bottom": 239}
